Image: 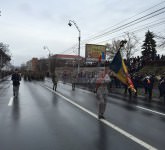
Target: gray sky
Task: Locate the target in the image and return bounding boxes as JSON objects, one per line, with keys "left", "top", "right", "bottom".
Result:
{"left": 0, "top": 0, "right": 165, "bottom": 66}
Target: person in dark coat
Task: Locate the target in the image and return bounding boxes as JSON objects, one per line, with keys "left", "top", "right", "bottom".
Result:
{"left": 159, "top": 77, "right": 165, "bottom": 104}
{"left": 147, "top": 75, "right": 155, "bottom": 101}
{"left": 143, "top": 75, "right": 149, "bottom": 94}
{"left": 132, "top": 74, "right": 138, "bottom": 97}
{"left": 11, "top": 69, "right": 21, "bottom": 97}
{"left": 143, "top": 75, "right": 154, "bottom": 101}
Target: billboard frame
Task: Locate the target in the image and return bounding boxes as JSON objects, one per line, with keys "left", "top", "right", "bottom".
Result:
{"left": 85, "top": 44, "right": 106, "bottom": 62}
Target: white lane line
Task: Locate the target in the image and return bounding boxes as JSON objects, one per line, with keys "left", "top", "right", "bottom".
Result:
{"left": 43, "top": 85, "right": 157, "bottom": 150}
{"left": 45, "top": 82, "right": 165, "bottom": 117}
{"left": 136, "top": 106, "right": 165, "bottom": 116}
{"left": 8, "top": 97, "right": 14, "bottom": 106}
{"left": 109, "top": 95, "right": 165, "bottom": 117}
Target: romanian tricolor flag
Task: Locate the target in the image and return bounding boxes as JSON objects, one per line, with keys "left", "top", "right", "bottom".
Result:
{"left": 109, "top": 50, "right": 136, "bottom": 92}
{"left": 98, "top": 54, "right": 101, "bottom": 62}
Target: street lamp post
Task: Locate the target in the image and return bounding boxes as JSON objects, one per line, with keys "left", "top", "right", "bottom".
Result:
{"left": 43, "top": 46, "right": 51, "bottom": 76}
{"left": 43, "top": 46, "right": 51, "bottom": 57}
{"left": 68, "top": 20, "right": 81, "bottom": 74}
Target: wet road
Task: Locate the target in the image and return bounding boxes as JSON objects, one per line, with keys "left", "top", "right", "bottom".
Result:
{"left": 0, "top": 78, "right": 165, "bottom": 150}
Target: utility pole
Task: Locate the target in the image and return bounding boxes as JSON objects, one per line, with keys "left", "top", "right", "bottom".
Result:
{"left": 43, "top": 46, "right": 51, "bottom": 76}
{"left": 68, "top": 20, "right": 81, "bottom": 74}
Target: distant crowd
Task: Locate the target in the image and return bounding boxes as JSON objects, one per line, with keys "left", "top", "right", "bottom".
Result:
{"left": 82, "top": 54, "right": 165, "bottom": 73}
{"left": 59, "top": 70, "right": 165, "bottom": 103}
{"left": 1, "top": 53, "right": 165, "bottom": 104}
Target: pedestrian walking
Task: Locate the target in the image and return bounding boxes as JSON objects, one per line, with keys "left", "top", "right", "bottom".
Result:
{"left": 71, "top": 73, "right": 77, "bottom": 90}
{"left": 96, "top": 69, "right": 111, "bottom": 119}
{"left": 62, "top": 71, "right": 67, "bottom": 84}
{"left": 11, "top": 69, "right": 21, "bottom": 97}
{"left": 52, "top": 72, "right": 58, "bottom": 91}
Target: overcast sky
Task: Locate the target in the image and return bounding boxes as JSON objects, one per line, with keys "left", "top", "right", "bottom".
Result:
{"left": 0, "top": 0, "right": 165, "bottom": 66}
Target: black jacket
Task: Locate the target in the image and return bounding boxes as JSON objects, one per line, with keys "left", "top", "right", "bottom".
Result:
{"left": 11, "top": 73, "right": 21, "bottom": 86}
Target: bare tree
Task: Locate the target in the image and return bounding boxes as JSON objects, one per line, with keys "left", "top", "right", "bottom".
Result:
{"left": 105, "top": 40, "right": 121, "bottom": 60}
{"left": 155, "top": 34, "right": 165, "bottom": 48}
{"left": 105, "top": 33, "right": 138, "bottom": 63}
{"left": 123, "top": 32, "right": 139, "bottom": 60}
{"left": 0, "top": 43, "right": 11, "bottom": 69}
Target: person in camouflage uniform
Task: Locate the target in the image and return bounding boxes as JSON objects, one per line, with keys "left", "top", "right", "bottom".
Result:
{"left": 71, "top": 73, "right": 77, "bottom": 90}
{"left": 96, "top": 69, "right": 111, "bottom": 119}
{"left": 52, "top": 72, "right": 58, "bottom": 91}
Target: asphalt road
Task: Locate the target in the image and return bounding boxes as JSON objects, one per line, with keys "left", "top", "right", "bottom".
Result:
{"left": 0, "top": 78, "right": 165, "bottom": 150}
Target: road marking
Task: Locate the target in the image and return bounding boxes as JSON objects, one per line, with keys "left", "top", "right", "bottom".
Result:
{"left": 43, "top": 84, "right": 157, "bottom": 150}
{"left": 109, "top": 95, "right": 165, "bottom": 117}
{"left": 8, "top": 97, "right": 14, "bottom": 106}
{"left": 45, "top": 81, "right": 165, "bottom": 117}
{"left": 136, "top": 106, "right": 165, "bottom": 116}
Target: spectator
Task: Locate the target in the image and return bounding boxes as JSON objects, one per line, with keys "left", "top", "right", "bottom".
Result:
{"left": 158, "top": 76, "right": 165, "bottom": 104}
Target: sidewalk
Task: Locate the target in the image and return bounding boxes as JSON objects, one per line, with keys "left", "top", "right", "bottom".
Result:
{"left": 0, "top": 75, "right": 10, "bottom": 82}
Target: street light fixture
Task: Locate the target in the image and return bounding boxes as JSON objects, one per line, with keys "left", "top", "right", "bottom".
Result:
{"left": 68, "top": 22, "right": 72, "bottom": 27}
{"left": 43, "top": 46, "right": 51, "bottom": 76}
{"left": 43, "top": 46, "right": 51, "bottom": 57}
{"left": 68, "top": 20, "right": 81, "bottom": 74}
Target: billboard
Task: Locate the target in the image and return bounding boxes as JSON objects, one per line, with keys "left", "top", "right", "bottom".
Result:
{"left": 85, "top": 44, "right": 106, "bottom": 61}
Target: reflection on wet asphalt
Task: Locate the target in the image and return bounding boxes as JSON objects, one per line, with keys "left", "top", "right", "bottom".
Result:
{"left": 0, "top": 80, "right": 164, "bottom": 150}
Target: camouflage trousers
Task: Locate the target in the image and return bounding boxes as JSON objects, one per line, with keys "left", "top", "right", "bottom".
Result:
{"left": 96, "top": 86, "right": 108, "bottom": 116}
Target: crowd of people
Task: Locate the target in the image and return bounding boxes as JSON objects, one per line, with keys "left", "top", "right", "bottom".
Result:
{"left": 49, "top": 68, "right": 164, "bottom": 119}
{"left": 52, "top": 70, "right": 165, "bottom": 104}
{"left": 9, "top": 54, "right": 165, "bottom": 119}
{"left": 9, "top": 65, "right": 165, "bottom": 120}
{"left": 22, "top": 71, "right": 45, "bottom": 81}
{"left": 80, "top": 54, "right": 165, "bottom": 68}
{"left": 10, "top": 54, "right": 165, "bottom": 106}
{"left": 51, "top": 69, "right": 111, "bottom": 119}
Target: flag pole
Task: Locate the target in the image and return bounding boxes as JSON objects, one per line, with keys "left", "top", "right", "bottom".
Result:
{"left": 118, "top": 40, "right": 127, "bottom": 52}
{"left": 110, "top": 40, "right": 136, "bottom": 93}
